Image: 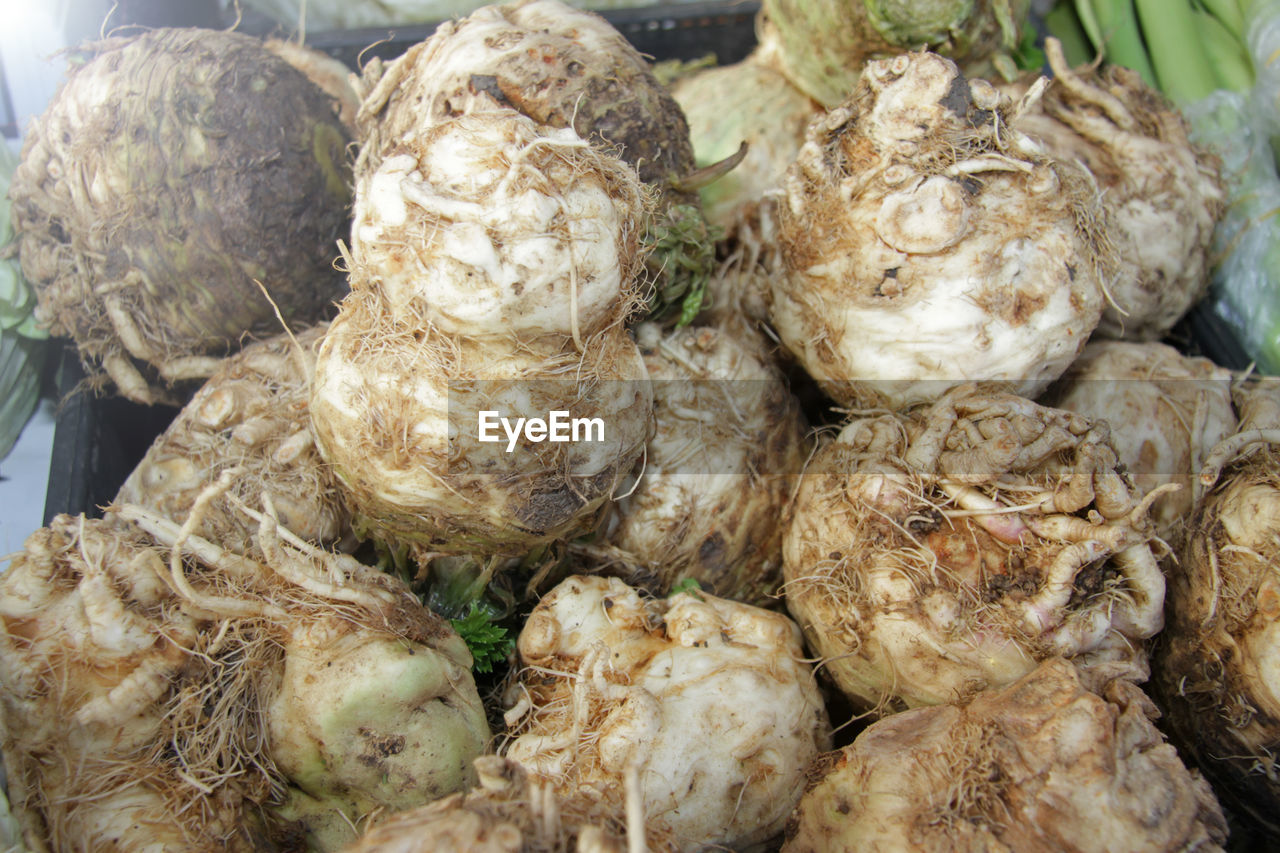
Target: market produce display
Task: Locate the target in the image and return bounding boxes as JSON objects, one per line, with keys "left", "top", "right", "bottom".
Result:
{"left": 4, "top": 0, "right": 1279, "bottom": 849}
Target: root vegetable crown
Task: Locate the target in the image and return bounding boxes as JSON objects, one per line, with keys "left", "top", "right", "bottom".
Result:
{"left": 351, "top": 112, "right": 650, "bottom": 341}
{"left": 771, "top": 51, "right": 1110, "bottom": 409}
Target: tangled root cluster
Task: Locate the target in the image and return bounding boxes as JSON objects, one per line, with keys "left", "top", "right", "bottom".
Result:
{"left": 1048, "top": 339, "right": 1237, "bottom": 545}
{"left": 115, "top": 323, "right": 350, "bottom": 554}
{"left": 783, "top": 384, "right": 1166, "bottom": 714}
{"left": 0, "top": 483, "right": 479, "bottom": 851}
{"left": 347, "top": 755, "right": 643, "bottom": 853}
{"left": 502, "top": 575, "right": 831, "bottom": 852}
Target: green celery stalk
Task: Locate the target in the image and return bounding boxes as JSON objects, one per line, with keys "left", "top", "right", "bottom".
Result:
{"left": 1134, "top": 0, "right": 1221, "bottom": 102}
{"left": 1197, "top": 0, "right": 1247, "bottom": 40}
{"left": 1048, "top": 2, "right": 1099, "bottom": 66}
{"left": 1074, "top": 0, "right": 1105, "bottom": 51}
{"left": 1087, "top": 0, "right": 1159, "bottom": 87}
{"left": 1196, "top": 7, "right": 1256, "bottom": 91}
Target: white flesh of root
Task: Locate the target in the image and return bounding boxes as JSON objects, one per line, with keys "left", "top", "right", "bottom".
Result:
{"left": 783, "top": 384, "right": 1164, "bottom": 714}
{"left": 782, "top": 658, "right": 1227, "bottom": 852}
{"left": 770, "top": 51, "right": 1109, "bottom": 410}
{"left": 351, "top": 112, "right": 648, "bottom": 343}
{"left": 502, "top": 575, "right": 832, "bottom": 852}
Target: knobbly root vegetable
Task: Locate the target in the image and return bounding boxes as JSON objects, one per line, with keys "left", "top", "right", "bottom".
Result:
{"left": 758, "top": 0, "right": 1031, "bottom": 109}
{"left": 1048, "top": 340, "right": 1236, "bottom": 545}
{"left": 349, "top": 111, "right": 650, "bottom": 343}
{"left": 771, "top": 52, "right": 1111, "bottom": 410}
{"left": 313, "top": 110, "right": 654, "bottom": 556}
{"left": 115, "top": 323, "right": 351, "bottom": 554}
{"left": 311, "top": 301, "right": 653, "bottom": 557}
{"left": 8, "top": 28, "right": 352, "bottom": 405}
{"left": 352, "top": 0, "right": 714, "bottom": 322}
{"left": 1153, "top": 380, "right": 1280, "bottom": 836}
{"left": 782, "top": 658, "right": 1228, "bottom": 852}
{"left": 344, "top": 755, "right": 648, "bottom": 852}
{"left": 1007, "top": 38, "right": 1224, "bottom": 340}
{"left": 576, "top": 319, "right": 810, "bottom": 604}
{"left": 502, "top": 574, "right": 832, "bottom": 852}
{"left": 0, "top": 498, "right": 488, "bottom": 851}
{"left": 783, "top": 384, "right": 1165, "bottom": 715}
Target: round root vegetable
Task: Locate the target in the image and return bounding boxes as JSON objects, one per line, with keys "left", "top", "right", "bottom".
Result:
{"left": 115, "top": 323, "right": 351, "bottom": 554}
{"left": 1007, "top": 39, "right": 1224, "bottom": 341}
{"left": 311, "top": 301, "right": 653, "bottom": 556}
{"left": 758, "top": 0, "right": 1031, "bottom": 109}
{"left": 671, "top": 45, "right": 820, "bottom": 232}
{"left": 1153, "top": 382, "right": 1280, "bottom": 836}
{"left": 263, "top": 37, "right": 362, "bottom": 132}
{"left": 503, "top": 574, "right": 832, "bottom": 852}
{"left": 578, "top": 319, "right": 810, "bottom": 604}
{"left": 771, "top": 52, "right": 1110, "bottom": 410}
{"left": 345, "top": 755, "right": 647, "bottom": 853}
{"left": 782, "top": 658, "right": 1228, "bottom": 852}
{"left": 783, "top": 384, "right": 1165, "bottom": 714}
{"left": 1048, "top": 340, "right": 1236, "bottom": 544}
{"left": 265, "top": 613, "right": 489, "bottom": 826}
{"left": 9, "top": 28, "right": 352, "bottom": 405}
{"left": 349, "top": 111, "right": 649, "bottom": 342}
{"left": 0, "top": 500, "right": 487, "bottom": 851}
{"left": 314, "top": 109, "right": 654, "bottom": 556}
{"left": 352, "top": 0, "right": 713, "bottom": 322}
